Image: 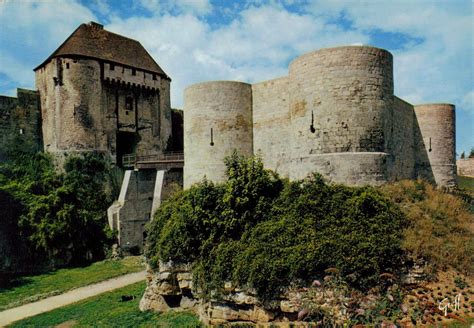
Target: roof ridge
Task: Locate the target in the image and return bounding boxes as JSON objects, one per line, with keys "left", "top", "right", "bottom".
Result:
{"left": 34, "top": 22, "right": 169, "bottom": 79}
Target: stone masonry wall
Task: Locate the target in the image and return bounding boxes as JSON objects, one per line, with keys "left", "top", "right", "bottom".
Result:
{"left": 457, "top": 158, "right": 474, "bottom": 177}
{"left": 252, "top": 77, "right": 290, "bottom": 178}
{"left": 0, "top": 89, "right": 42, "bottom": 160}
{"left": 183, "top": 46, "right": 456, "bottom": 188}
{"left": 388, "top": 97, "right": 416, "bottom": 180}
{"left": 414, "top": 104, "right": 456, "bottom": 186}
{"left": 117, "top": 169, "right": 157, "bottom": 251}
{"left": 36, "top": 58, "right": 103, "bottom": 153}
{"left": 184, "top": 81, "right": 253, "bottom": 188}
{"left": 288, "top": 46, "right": 393, "bottom": 184}
{"left": 36, "top": 58, "right": 171, "bottom": 164}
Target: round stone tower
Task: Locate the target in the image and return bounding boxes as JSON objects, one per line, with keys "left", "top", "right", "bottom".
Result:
{"left": 414, "top": 104, "right": 456, "bottom": 187}
{"left": 183, "top": 81, "right": 253, "bottom": 188}
{"left": 288, "top": 46, "right": 394, "bottom": 185}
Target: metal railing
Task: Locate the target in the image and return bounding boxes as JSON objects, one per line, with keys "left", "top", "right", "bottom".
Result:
{"left": 122, "top": 151, "right": 184, "bottom": 168}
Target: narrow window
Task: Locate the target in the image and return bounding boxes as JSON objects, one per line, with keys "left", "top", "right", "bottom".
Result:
{"left": 125, "top": 96, "right": 134, "bottom": 111}
{"left": 152, "top": 74, "right": 157, "bottom": 81}
{"left": 110, "top": 63, "right": 115, "bottom": 71}
{"left": 132, "top": 68, "right": 136, "bottom": 76}
{"left": 19, "top": 128, "right": 24, "bottom": 135}
{"left": 66, "top": 63, "right": 70, "bottom": 69}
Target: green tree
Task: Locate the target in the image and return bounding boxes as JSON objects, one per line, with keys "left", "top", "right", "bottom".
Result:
{"left": 0, "top": 152, "right": 115, "bottom": 271}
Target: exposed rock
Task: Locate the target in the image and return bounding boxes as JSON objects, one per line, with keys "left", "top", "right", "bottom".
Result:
{"left": 177, "top": 272, "right": 193, "bottom": 289}
{"left": 402, "top": 260, "right": 429, "bottom": 285}
{"left": 280, "top": 300, "right": 299, "bottom": 313}
{"left": 139, "top": 263, "right": 385, "bottom": 326}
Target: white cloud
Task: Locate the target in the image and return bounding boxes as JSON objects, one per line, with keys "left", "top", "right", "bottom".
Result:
{"left": 175, "top": 0, "right": 212, "bottom": 15}
{"left": 0, "top": 50, "right": 32, "bottom": 86}
{"left": 106, "top": 3, "right": 369, "bottom": 107}
{"left": 307, "top": 0, "right": 473, "bottom": 106}
{"left": 0, "top": 0, "right": 471, "bottom": 150}
{"left": 138, "top": 0, "right": 212, "bottom": 16}
{"left": 90, "top": 0, "right": 112, "bottom": 17}
{"left": 0, "top": 0, "right": 95, "bottom": 89}
{"left": 138, "top": 0, "right": 160, "bottom": 12}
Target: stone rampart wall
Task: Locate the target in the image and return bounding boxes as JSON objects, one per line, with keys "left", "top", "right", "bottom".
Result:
{"left": 457, "top": 158, "right": 474, "bottom": 177}
{"left": 0, "top": 89, "right": 42, "bottom": 160}
{"left": 291, "top": 152, "right": 389, "bottom": 185}
{"left": 388, "top": 97, "right": 416, "bottom": 180}
{"left": 252, "top": 77, "right": 290, "bottom": 178}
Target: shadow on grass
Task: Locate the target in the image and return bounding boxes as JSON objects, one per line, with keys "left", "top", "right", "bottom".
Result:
{"left": 0, "top": 274, "right": 36, "bottom": 291}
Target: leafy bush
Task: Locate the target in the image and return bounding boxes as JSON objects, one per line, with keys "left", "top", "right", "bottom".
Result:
{"left": 146, "top": 154, "right": 407, "bottom": 300}
{"left": 0, "top": 152, "right": 117, "bottom": 275}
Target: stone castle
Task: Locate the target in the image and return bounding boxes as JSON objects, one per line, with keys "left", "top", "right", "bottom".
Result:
{"left": 0, "top": 22, "right": 457, "bottom": 250}
{"left": 184, "top": 46, "right": 456, "bottom": 188}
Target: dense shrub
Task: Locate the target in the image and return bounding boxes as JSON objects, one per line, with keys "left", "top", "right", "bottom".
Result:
{"left": 146, "top": 155, "right": 407, "bottom": 300}
{"left": 0, "top": 152, "right": 117, "bottom": 274}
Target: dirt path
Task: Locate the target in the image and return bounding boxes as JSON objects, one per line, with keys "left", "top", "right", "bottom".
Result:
{"left": 0, "top": 270, "right": 146, "bottom": 326}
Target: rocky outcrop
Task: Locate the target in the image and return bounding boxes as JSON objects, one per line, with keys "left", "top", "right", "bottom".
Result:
{"left": 139, "top": 261, "right": 276, "bottom": 325}
{"left": 139, "top": 261, "right": 438, "bottom": 326}
{"left": 139, "top": 262, "right": 371, "bottom": 326}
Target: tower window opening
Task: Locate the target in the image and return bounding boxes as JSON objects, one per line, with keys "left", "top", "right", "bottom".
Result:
{"left": 132, "top": 68, "right": 136, "bottom": 76}
{"left": 126, "top": 96, "right": 134, "bottom": 112}
{"left": 153, "top": 74, "right": 157, "bottom": 81}
{"left": 428, "top": 137, "right": 432, "bottom": 152}
{"left": 210, "top": 128, "right": 214, "bottom": 146}
{"left": 110, "top": 63, "right": 115, "bottom": 71}
{"left": 66, "top": 63, "right": 70, "bottom": 69}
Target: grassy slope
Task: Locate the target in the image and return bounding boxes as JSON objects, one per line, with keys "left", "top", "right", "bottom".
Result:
{"left": 457, "top": 175, "right": 474, "bottom": 192}
{"left": 0, "top": 256, "right": 144, "bottom": 311}
{"left": 9, "top": 282, "right": 202, "bottom": 328}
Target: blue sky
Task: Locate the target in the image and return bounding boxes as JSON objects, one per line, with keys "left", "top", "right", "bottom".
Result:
{"left": 0, "top": 0, "right": 472, "bottom": 155}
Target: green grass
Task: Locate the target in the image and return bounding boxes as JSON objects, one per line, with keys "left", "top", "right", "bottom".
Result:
{"left": 0, "top": 256, "right": 144, "bottom": 311}
{"left": 457, "top": 175, "right": 474, "bottom": 192}
{"left": 9, "top": 281, "right": 202, "bottom": 328}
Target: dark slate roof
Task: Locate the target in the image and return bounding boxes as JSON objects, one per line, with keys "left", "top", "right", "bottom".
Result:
{"left": 34, "top": 22, "right": 169, "bottom": 78}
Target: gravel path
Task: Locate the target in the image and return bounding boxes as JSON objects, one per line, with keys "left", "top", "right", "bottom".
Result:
{"left": 0, "top": 270, "right": 146, "bottom": 326}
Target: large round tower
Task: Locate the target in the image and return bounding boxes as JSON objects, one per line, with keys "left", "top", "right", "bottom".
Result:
{"left": 414, "top": 104, "right": 456, "bottom": 187}
{"left": 183, "top": 81, "right": 253, "bottom": 188}
{"left": 288, "top": 46, "right": 394, "bottom": 185}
